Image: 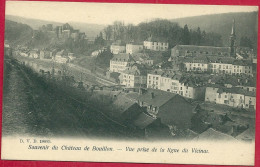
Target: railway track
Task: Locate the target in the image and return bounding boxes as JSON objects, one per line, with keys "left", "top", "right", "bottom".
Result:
{"left": 4, "top": 59, "right": 134, "bottom": 138}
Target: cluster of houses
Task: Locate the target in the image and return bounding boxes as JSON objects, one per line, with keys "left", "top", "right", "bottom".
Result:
{"left": 107, "top": 19, "right": 257, "bottom": 111}
{"left": 96, "top": 84, "right": 254, "bottom": 141}
{"left": 13, "top": 46, "right": 76, "bottom": 64}
{"left": 110, "top": 37, "right": 169, "bottom": 55}
{"left": 170, "top": 46, "right": 254, "bottom": 76}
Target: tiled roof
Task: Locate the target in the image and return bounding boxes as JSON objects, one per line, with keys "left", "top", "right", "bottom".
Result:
{"left": 111, "top": 53, "right": 135, "bottom": 62}
{"left": 148, "top": 69, "right": 165, "bottom": 76}
{"left": 207, "top": 57, "right": 235, "bottom": 64}
{"left": 122, "top": 64, "right": 147, "bottom": 76}
{"left": 217, "top": 87, "right": 256, "bottom": 97}
{"left": 137, "top": 88, "right": 177, "bottom": 107}
{"left": 235, "top": 128, "right": 255, "bottom": 141}
{"left": 133, "top": 112, "right": 157, "bottom": 129}
{"left": 113, "top": 93, "right": 137, "bottom": 114}
{"left": 232, "top": 60, "right": 252, "bottom": 66}
{"left": 183, "top": 55, "right": 209, "bottom": 63}
{"left": 145, "top": 36, "right": 168, "bottom": 43}
{"left": 193, "top": 128, "right": 238, "bottom": 141}
{"left": 174, "top": 45, "right": 230, "bottom": 52}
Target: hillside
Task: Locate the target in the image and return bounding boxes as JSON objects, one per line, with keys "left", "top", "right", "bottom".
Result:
{"left": 171, "top": 12, "right": 258, "bottom": 48}
{"left": 5, "top": 20, "right": 33, "bottom": 45}
{"left": 5, "top": 15, "right": 105, "bottom": 38}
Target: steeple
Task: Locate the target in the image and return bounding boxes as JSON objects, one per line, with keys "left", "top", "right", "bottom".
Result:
{"left": 231, "top": 19, "right": 236, "bottom": 36}
{"left": 230, "top": 19, "right": 236, "bottom": 57}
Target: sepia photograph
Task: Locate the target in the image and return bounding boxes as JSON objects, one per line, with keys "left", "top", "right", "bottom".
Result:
{"left": 1, "top": 1, "right": 258, "bottom": 166}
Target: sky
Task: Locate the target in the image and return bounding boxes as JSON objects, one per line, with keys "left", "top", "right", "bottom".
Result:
{"left": 5, "top": 1, "right": 258, "bottom": 25}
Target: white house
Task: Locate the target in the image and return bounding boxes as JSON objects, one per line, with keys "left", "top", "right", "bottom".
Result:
{"left": 144, "top": 37, "right": 168, "bottom": 51}
{"left": 126, "top": 43, "right": 143, "bottom": 54}
{"left": 109, "top": 53, "right": 135, "bottom": 73}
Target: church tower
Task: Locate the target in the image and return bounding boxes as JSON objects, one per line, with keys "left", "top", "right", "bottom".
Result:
{"left": 230, "top": 19, "right": 236, "bottom": 57}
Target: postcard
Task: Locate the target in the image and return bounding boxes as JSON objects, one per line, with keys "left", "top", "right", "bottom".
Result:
{"left": 1, "top": 1, "right": 258, "bottom": 166}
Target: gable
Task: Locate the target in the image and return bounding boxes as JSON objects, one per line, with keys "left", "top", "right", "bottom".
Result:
{"left": 158, "top": 95, "right": 194, "bottom": 129}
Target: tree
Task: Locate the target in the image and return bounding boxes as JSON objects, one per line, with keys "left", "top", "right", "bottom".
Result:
{"left": 196, "top": 27, "right": 202, "bottom": 45}
{"left": 182, "top": 24, "right": 190, "bottom": 45}
{"left": 104, "top": 25, "right": 112, "bottom": 41}
{"left": 94, "top": 32, "right": 105, "bottom": 46}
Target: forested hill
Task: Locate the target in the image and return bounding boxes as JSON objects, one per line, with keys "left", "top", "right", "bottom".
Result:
{"left": 172, "top": 12, "right": 258, "bottom": 48}
{"left": 5, "top": 20, "right": 33, "bottom": 45}
{"left": 5, "top": 15, "right": 105, "bottom": 39}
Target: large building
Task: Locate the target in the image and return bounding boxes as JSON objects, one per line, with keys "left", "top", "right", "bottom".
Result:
{"left": 126, "top": 43, "right": 143, "bottom": 54}
{"left": 169, "top": 19, "right": 238, "bottom": 62}
{"left": 109, "top": 53, "right": 135, "bottom": 72}
{"left": 171, "top": 45, "right": 230, "bottom": 58}
{"left": 181, "top": 56, "right": 253, "bottom": 76}
{"left": 147, "top": 70, "right": 205, "bottom": 100}
{"left": 144, "top": 37, "right": 169, "bottom": 51}
{"left": 205, "top": 85, "right": 256, "bottom": 109}
{"left": 119, "top": 64, "right": 147, "bottom": 88}
{"left": 110, "top": 41, "right": 126, "bottom": 54}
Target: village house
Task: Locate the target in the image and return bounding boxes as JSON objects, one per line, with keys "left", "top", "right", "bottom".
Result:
{"left": 244, "top": 92, "right": 256, "bottom": 110}
{"left": 147, "top": 70, "right": 205, "bottom": 100}
{"left": 177, "top": 55, "right": 253, "bottom": 76}
{"left": 135, "top": 89, "right": 195, "bottom": 129}
{"left": 147, "top": 70, "right": 164, "bottom": 90}
{"left": 143, "top": 37, "right": 168, "bottom": 51}
{"left": 20, "top": 52, "right": 29, "bottom": 57}
{"left": 205, "top": 85, "right": 221, "bottom": 103}
{"left": 109, "top": 53, "right": 135, "bottom": 73}
{"left": 215, "top": 87, "right": 256, "bottom": 109}
{"left": 232, "top": 61, "right": 253, "bottom": 76}
{"left": 112, "top": 93, "right": 144, "bottom": 123}
{"left": 39, "top": 50, "right": 53, "bottom": 59}
{"left": 54, "top": 50, "right": 69, "bottom": 64}
{"left": 110, "top": 40, "right": 126, "bottom": 54}
{"left": 235, "top": 79, "right": 256, "bottom": 92}
{"left": 29, "top": 50, "right": 39, "bottom": 59}
{"left": 182, "top": 55, "right": 209, "bottom": 72}
{"left": 207, "top": 57, "right": 234, "bottom": 74}
{"left": 132, "top": 53, "right": 154, "bottom": 66}
{"left": 119, "top": 64, "right": 147, "bottom": 88}
{"left": 126, "top": 43, "right": 143, "bottom": 54}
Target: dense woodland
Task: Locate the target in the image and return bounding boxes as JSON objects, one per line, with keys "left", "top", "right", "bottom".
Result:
{"left": 100, "top": 20, "right": 224, "bottom": 48}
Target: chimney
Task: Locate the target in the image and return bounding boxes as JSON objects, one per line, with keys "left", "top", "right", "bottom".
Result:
{"left": 151, "top": 92, "right": 155, "bottom": 99}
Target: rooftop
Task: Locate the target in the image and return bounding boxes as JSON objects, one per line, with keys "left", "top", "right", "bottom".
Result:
{"left": 193, "top": 128, "right": 238, "bottom": 141}
{"left": 111, "top": 53, "right": 135, "bottom": 62}
{"left": 217, "top": 87, "right": 256, "bottom": 97}
{"left": 133, "top": 112, "right": 157, "bottom": 129}
{"left": 173, "top": 45, "right": 230, "bottom": 53}
{"left": 137, "top": 88, "right": 177, "bottom": 107}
